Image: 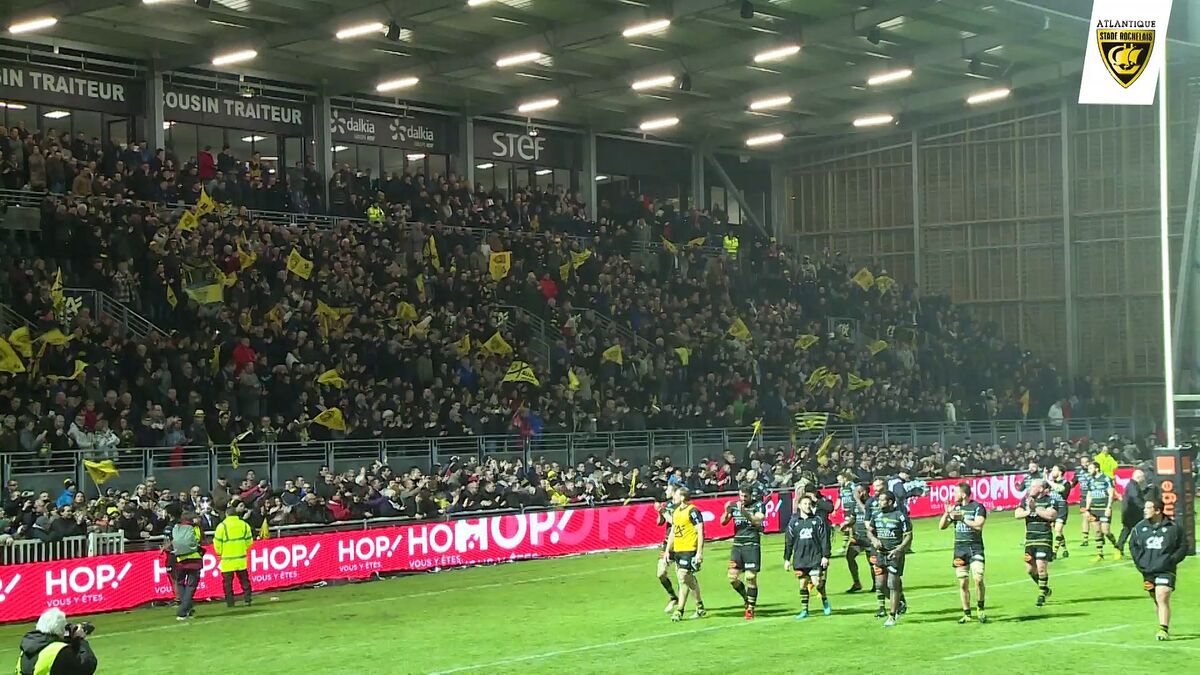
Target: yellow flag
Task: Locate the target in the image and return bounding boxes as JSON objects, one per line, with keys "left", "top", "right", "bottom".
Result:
{"left": 230, "top": 429, "right": 252, "bottom": 469}
{"left": 425, "top": 234, "right": 442, "bottom": 271}
{"left": 489, "top": 251, "right": 512, "bottom": 281}
{"left": 806, "top": 366, "right": 830, "bottom": 389}
{"left": 222, "top": 270, "right": 238, "bottom": 288}
{"left": 395, "top": 301, "right": 419, "bottom": 323}
{"left": 83, "top": 459, "right": 120, "bottom": 486}
{"left": 852, "top": 267, "right": 875, "bottom": 291}
{"left": 196, "top": 187, "right": 217, "bottom": 215}
{"left": 503, "top": 360, "right": 541, "bottom": 386}
{"left": 185, "top": 283, "right": 224, "bottom": 305}
{"left": 793, "top": 412, "right": 828, "bottom": 431}
{"left": 568, "top": 368, "right": 581, "bottom": 391}
{"left": 38, "top": 328, "right": 73, "bottom": 346}
{"left": 314, "top": 407, "right": 347, "bottom": 432}
{"left": 236, "top": 243, "right": 257, "bottom": 271}
{"left": 601, "top": 344, "right": 623, "bottom": 365}
{"left": 0, "top": 337, "right": 25, "bottom": 373}
{"left": 661, "top": 237, "right": 678, "bottom": 254}
{"left": 875, "top": 275, "right": 896, "bottom": 294}
{"left": 559, "top": 261, "right": 571, "bottom": 281}
{"left": 7, "top": 328, "right": 32, "bottom": 359}
{"left": 794, "top": 334, "right": 819, "bottom": 351}
{"left": 47, "top": 359, "right": 87, "bottom": 382}
{"left": 315, "top": 300, "right": 353, "bottom": 339}
{"left": 177, "top": 210, "right": 199, "bottom": 232}
{"left": 687, "top": 236, "right": 707, "bottom": 247}
{"left": 480, "top": 331, "right": 513, "bottom": 356}
{"left": 674, "top": 346, "right": 691, "bottom": 366}
{"left": 317, "top": 369, "right": 347, "bottom": 388}
{"left": 259, "top": 518, "right": 270, "bottom": 541}
{"left": 455, "top": 335, "right": 471, "bottom": 356}
{"left": 746, "top": 418, "right": 763, "bottom": 448}
{"left": 728, "top": 318, "right": 751, "bottom": 341}
{"left": 286, "top": 249, "right": 314, "bottom": 280}
{"left": 571, "top": 250, "right": 592, "bottom": 269}
{"left": 50, "top": 269, "right": 64, "bottom": 315}
{"left": 165, "top": 284, "right": 178, "bottom": 309}
{"left": 415, "top": 274, "right": 426, "bottom": 303}
{"left": 868, "top": 339, "right": 888, "bottom": 356}
{"left": 848, "top": 373, "right": 874, "bottom": 391}
{"left": 266, "top": 304, "right": 283, "bottom": 326}
{"left": 822, "top": 371, "right": 842, "bottom": 389}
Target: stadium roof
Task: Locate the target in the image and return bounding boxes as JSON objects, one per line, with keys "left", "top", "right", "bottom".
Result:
{"left": 4, "top": 0, "right": 1197, "bottom": 150}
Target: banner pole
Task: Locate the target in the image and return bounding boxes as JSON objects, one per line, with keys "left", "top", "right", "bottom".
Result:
{"left": 1159, "top": 54, "right": 1177, "bottom": 449}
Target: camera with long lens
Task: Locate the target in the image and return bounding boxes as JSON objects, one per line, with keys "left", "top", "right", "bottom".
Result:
{"left": 65, "top": 622, "right": 95, "bottom": 638}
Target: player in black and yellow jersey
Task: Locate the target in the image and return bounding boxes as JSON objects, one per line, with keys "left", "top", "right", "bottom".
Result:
{"left": 1083, "top": 461, "right": 1120, "bottom": 561}
{"left": 939, "top": 482, "right": 988, "bottom": 624}
{"left": 665, "top": 487, "right": 706, "bottom": 622}
{"left": 654, "top": 487, "right": 680, "bottom": 613}
{"left": 1075, "top": 456, "right": 1093, "bottom": 548}
{"left": 844, "top": 483, "right": 873, "bottom": 593}
{"left": 833, "top": 470, "right": 857, "bottom": 555}
{"left": 868, "top": 490, "right": 913, "bottom": 627}
{"left": 721, "top": 484, "right": 765, "bottom": 620}
{"left": 1046, "top": 465, "right": 1075, "bottom": 558}
{"left": 784, "top": 494, "right": 832, "bottom": 619}
{"left": 1015, "top": 478, "right": 1058, "bottom": 606}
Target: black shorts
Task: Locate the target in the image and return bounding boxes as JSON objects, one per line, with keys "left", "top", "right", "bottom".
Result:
{"left": 871, "top": 550, "right": 905, "bottom": 577}
{"left": 1024, "top": 545, "right": 1056, "bottom": 563}
{"left": 848, "top": 534, "right": 872, "bottom": 555}
{"left": 729, "top": 544, "right": 761, "bottom": 572}
{"left": 1087, "top": 508, "right": 1111, "bottom": 524}
{"left": 793, "top": 565, "right": 825, "bottom": 580}
{"left": 1142, "top": 571, "right": 1176, "bottom": 591}
{"left": 1055, "top": 510, "right": 1068, "bottom": 525}
{"left": 953, "top": 544, "right": 986, "bottom": 567}
{"left": 671, "top": 551, "right": 701, "bottom": 572}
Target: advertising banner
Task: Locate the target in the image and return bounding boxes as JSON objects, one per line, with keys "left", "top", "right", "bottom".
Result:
{"left": 330, "top": 108, "right": 456, "bottom": 153}
{"left": 473, "top": 122, "right": 580, "bottom": 168}
{"left": 1078, "top": 0, "right": 1174, "bottom": 106}
{"left": 0, "top": 493, "right": 779, "bottom": 623}
{"left": 0, "top": 63, "right": 142, "bottom": 115}
{"left": 163, "top": 87, "right": 312, "bottom": 136}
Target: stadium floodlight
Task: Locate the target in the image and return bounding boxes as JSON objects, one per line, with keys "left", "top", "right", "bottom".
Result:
{"left": 753, "top": 44, "right": 800, "bottom": 63}
{"left": 745, "top": 132, "right": 784, "bottom": 147}
{"left": 376, "top": 76, "right": 419, "bottom": 92}
{"left": 638, "top": 116, "right": 679, "bottom": 131}
{"left": 535, "top": 169, "right": 553, "bottom": 176}
{"left": 631, "top": 74, "right": 675, "bottom": 91}
{"left": 406, "top": 153, "right": 426, "bottom": 161}
{"left": 0, "top": 102, "right": 28, "bottom": 110}
{"left": 853, "top": 113, "right": 895, "bottom": 128}
{"left": 496, "top": 51, "right": 544, "bottom": 68}
{"left": 467, "top": 0, "right": 496, "bottom": 6}
{"left": 240, "top": 135, "right": 266, "bottom": 142}
{"left": 331, "top": 145, "right": 349, "bottom": 152}
{"left": 335, "top": 21, "right": 386, "bottom": 40}
{"left": 595, "top": 175, "right": 608, "bottom": 181}
{"left": 212, "top": 49, "right": 257, "bottom": 66}
{"left": 622, "top": 18, "right": 670, "bottom": 38}
{"left": 517, "top": 97, "right": 559, "bottom": 113}
{"left": 476, "top": 163, "right": 494, "bottom": 170}
{"left": 748, "top": 95, "right": 791, "bottom": 111}
{"left": 43, "top": 110, "right": 71, "bottom": 119}
{"left": 966, "top": 87, "right": 1011, "bottom": 105}
{"left": 867, "top": 68, "right": 913, "bottom": 86}
{"left": 8, "top": 16, "right": 58, "bottom": 34}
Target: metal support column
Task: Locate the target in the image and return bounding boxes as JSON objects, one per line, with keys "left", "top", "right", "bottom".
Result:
{"left": 1060, "top": 99, "right": 1078, "bottom": 380}
{"left": 690, "top": 146, "right": 705, "bottom": 211}
{"left": 704, "top": 152, "right": 768, "bottom": 237}
{"left": 911, "top": 130, "right": 922, "bottom": 294}
{"left": 461, "top": 115, "right": 475, "bottom": 188}
{"left": 582, "top": 129, "right": 597, "bottom": 219}
{"left": 1170, "top": 112, "right": 1200, "bottom": 389}
{"left": 314, "top": 94, "right": 334, "bottom": 210}
{"left": 144, "top": 68, "right": 165, "bottom": 150}
{"left": 769, "top": 160, "right": 787, "bottom": 238}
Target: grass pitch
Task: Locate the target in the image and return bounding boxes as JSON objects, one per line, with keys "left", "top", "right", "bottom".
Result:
{"left": 2, "top": 512, "right": 1195, "bottom": 674}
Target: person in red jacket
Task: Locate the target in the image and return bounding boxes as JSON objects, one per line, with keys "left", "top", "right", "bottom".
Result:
{"left": 231, "top": 337, "right": 256, "bottom": 375}
{"left": 198, "top": 145, "right": 216, "bottom": 181}
{"left": 538, "top": 273, "right": 558, "bottom": 301}
{"left": 327, "top": 493, "right": 351, "bottom": 520}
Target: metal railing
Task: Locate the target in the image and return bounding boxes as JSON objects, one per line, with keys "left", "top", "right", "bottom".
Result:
{"left": 0, "top": 417, "right": 1136, "bottom": 497}
{"left": 0, "top": 532, "right": 125, "bottom": 565}
{"left": 0, "top": 303, "right": 34, "bottom": 335}
{"left": 64, "top": 287, "right": 167, "bottom": 340}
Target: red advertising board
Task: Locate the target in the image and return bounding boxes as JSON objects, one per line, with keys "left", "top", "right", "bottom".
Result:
{"left": 0, "top": 494, "right": 780, "bottom": 623}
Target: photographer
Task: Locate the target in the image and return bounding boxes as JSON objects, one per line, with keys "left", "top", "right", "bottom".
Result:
{"left": 16, "top": 608, "right": 98, "bottom": 675}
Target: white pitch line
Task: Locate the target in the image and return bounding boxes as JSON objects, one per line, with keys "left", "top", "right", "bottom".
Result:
{"left": 942, "top": 624, "right": 1129, "bottom": 660}
{"left": 1079, "top": 640, "right": 1200, "bottom": 653}
{"left": 433, "top": 561, "right": 1127, "bottom": 674}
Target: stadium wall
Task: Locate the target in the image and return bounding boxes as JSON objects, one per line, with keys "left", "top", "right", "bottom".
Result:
{"left": 0, "top": 468, "right": 1132, "bottom": 624}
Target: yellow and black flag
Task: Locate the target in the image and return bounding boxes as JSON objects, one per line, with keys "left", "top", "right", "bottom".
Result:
{"left": 313, "top": 407, "right": 347, "bottom": 432}
{"left": 230, "top": 429, "right": 252, "bottom": 469}
{"left": 502, "top": 360, "right": 541, "bottom": 386}
{"left": 793, "top": 411, "right": 828, "bottom": 432}
{"left": 83, "top": 459, "right": 120, "bottom": 486}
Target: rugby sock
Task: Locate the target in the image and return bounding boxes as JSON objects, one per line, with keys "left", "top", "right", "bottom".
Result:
{"left": 730, "top": 579, "right": 748, "bottom": 603}
{"left": 1160, "top": 624, "right": 1169, "bottom": 633}
{"left": 659, "top": 576, "right": 678, "bottom": 601}
{"left": 800, "top": 584, "right": 811, "bottom": 611}
{"left": 963, "top": 608, "right": 972, "bottom": 618}
{"left": 1037, "top": 573, "right": 1049, "bottom": 597}
{"left": 977, "top": 599, "right": 985, "bottom": 611}
{"left": 876, "top": 587, "right": 886, "bottom": 610}
{"left": 816, "top": 580, "right": 827, "bottom": 600}
{"left": 1055, "top": 534, "right": 1067, "bottom": 553}
{"left": 1096, "top": 538, "right": 1105, "bottom": 558}
{"left": 746, "top": 585, "right": 758, "bottom": 609}
{"left": 1106, "top": 532, "right": 1118, "bottom": 546}
{"left": 1029, "top": 571, "right": 1039, "bottom": 586}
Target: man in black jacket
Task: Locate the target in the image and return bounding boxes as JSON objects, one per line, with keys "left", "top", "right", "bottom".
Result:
{"left": 1129, "top": 496, "right": 1189, "bottom": 641}
{"left": 1115, "top": 469, "right": 1154, "bottom": 556}
{"left": 16, "top": 608, "right": 98, "bottom": 675}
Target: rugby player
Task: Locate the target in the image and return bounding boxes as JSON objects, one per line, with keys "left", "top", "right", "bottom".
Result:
{"left": 843, "top": 483, "right": 873, "bottom": 593}
{"left": 1018, "top": 461, "right": 1045, "bottom": 491}
{"left": 1075, "top": 456, "right": 1093, "bottom": 548}
{"left": 664, "top": 487, "right": 706, "bottom": 621}
{"left": 1129, "top": 497, "right": 1188, "bottom": 641}
{"left": 1083, "top": 461, "right": 1120, "bottom": 561}
{"left": 654, "top": 487, "right": 680, "bottom": 613}
{"left": 1015, "top": 478, "right": 1058, "bottom": 606}
{"left": 721, "top": 484, "right": 765, "bottom": 620}
{"left": 784, "top": 494, "right": 832, "bottom": 619}
{"left": 833, "top": 470, "right": 857, "bottom": 555}
{"left": 939, "top": 482, "right": 987, "bottom": 624}
{"left": 867, "top": 490, "right": 913, "bottom": 627}
{"left": 1046, "top": 465, "right": 1075, "bottom": 558}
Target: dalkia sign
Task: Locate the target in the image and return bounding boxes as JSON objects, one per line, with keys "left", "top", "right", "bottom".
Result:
{"left": 0, "top": 494, "right": 778, "bottom": 623}
{"left": 1078, "top": 0, "right": 1174, "bottom": 106}
{"left": 330, "top": 109, "right": 452, "bottom": 152}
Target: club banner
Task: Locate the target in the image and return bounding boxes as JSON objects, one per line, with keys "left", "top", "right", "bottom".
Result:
{"left": 0, "top": 494, "right": 779, "bottom": 624}
{"left": 818, "top": 467, "right": 1135, "bottom": 525}
{"left": 1078, "top": 0, "right": 1174, "bottom": 106}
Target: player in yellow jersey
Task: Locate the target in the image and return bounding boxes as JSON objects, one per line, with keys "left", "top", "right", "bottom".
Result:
{"left": 654, "top": 487, "right": 681, "bottom": 613}
{"left": 665, "top": 487, "right": 707, "bottom": 621}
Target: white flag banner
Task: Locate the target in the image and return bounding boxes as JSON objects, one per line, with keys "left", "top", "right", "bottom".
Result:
{"left": 1078, "top": 0, "right": 1174, "bottom": 106}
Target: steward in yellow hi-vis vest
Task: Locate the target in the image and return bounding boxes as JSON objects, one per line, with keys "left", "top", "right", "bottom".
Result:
{"left": 665, "top": 487, "right": 707, "bottom": 622}
{"left": 723, "top": 233, "right": 739, "bottom": 260}
{"left": 214, "top": 507, "right": 254, "bottom": 607}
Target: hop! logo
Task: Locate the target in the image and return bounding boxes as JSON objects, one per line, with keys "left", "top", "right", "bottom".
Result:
{"left": 0, "top": 574, "right": 20, "bottom": 602}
